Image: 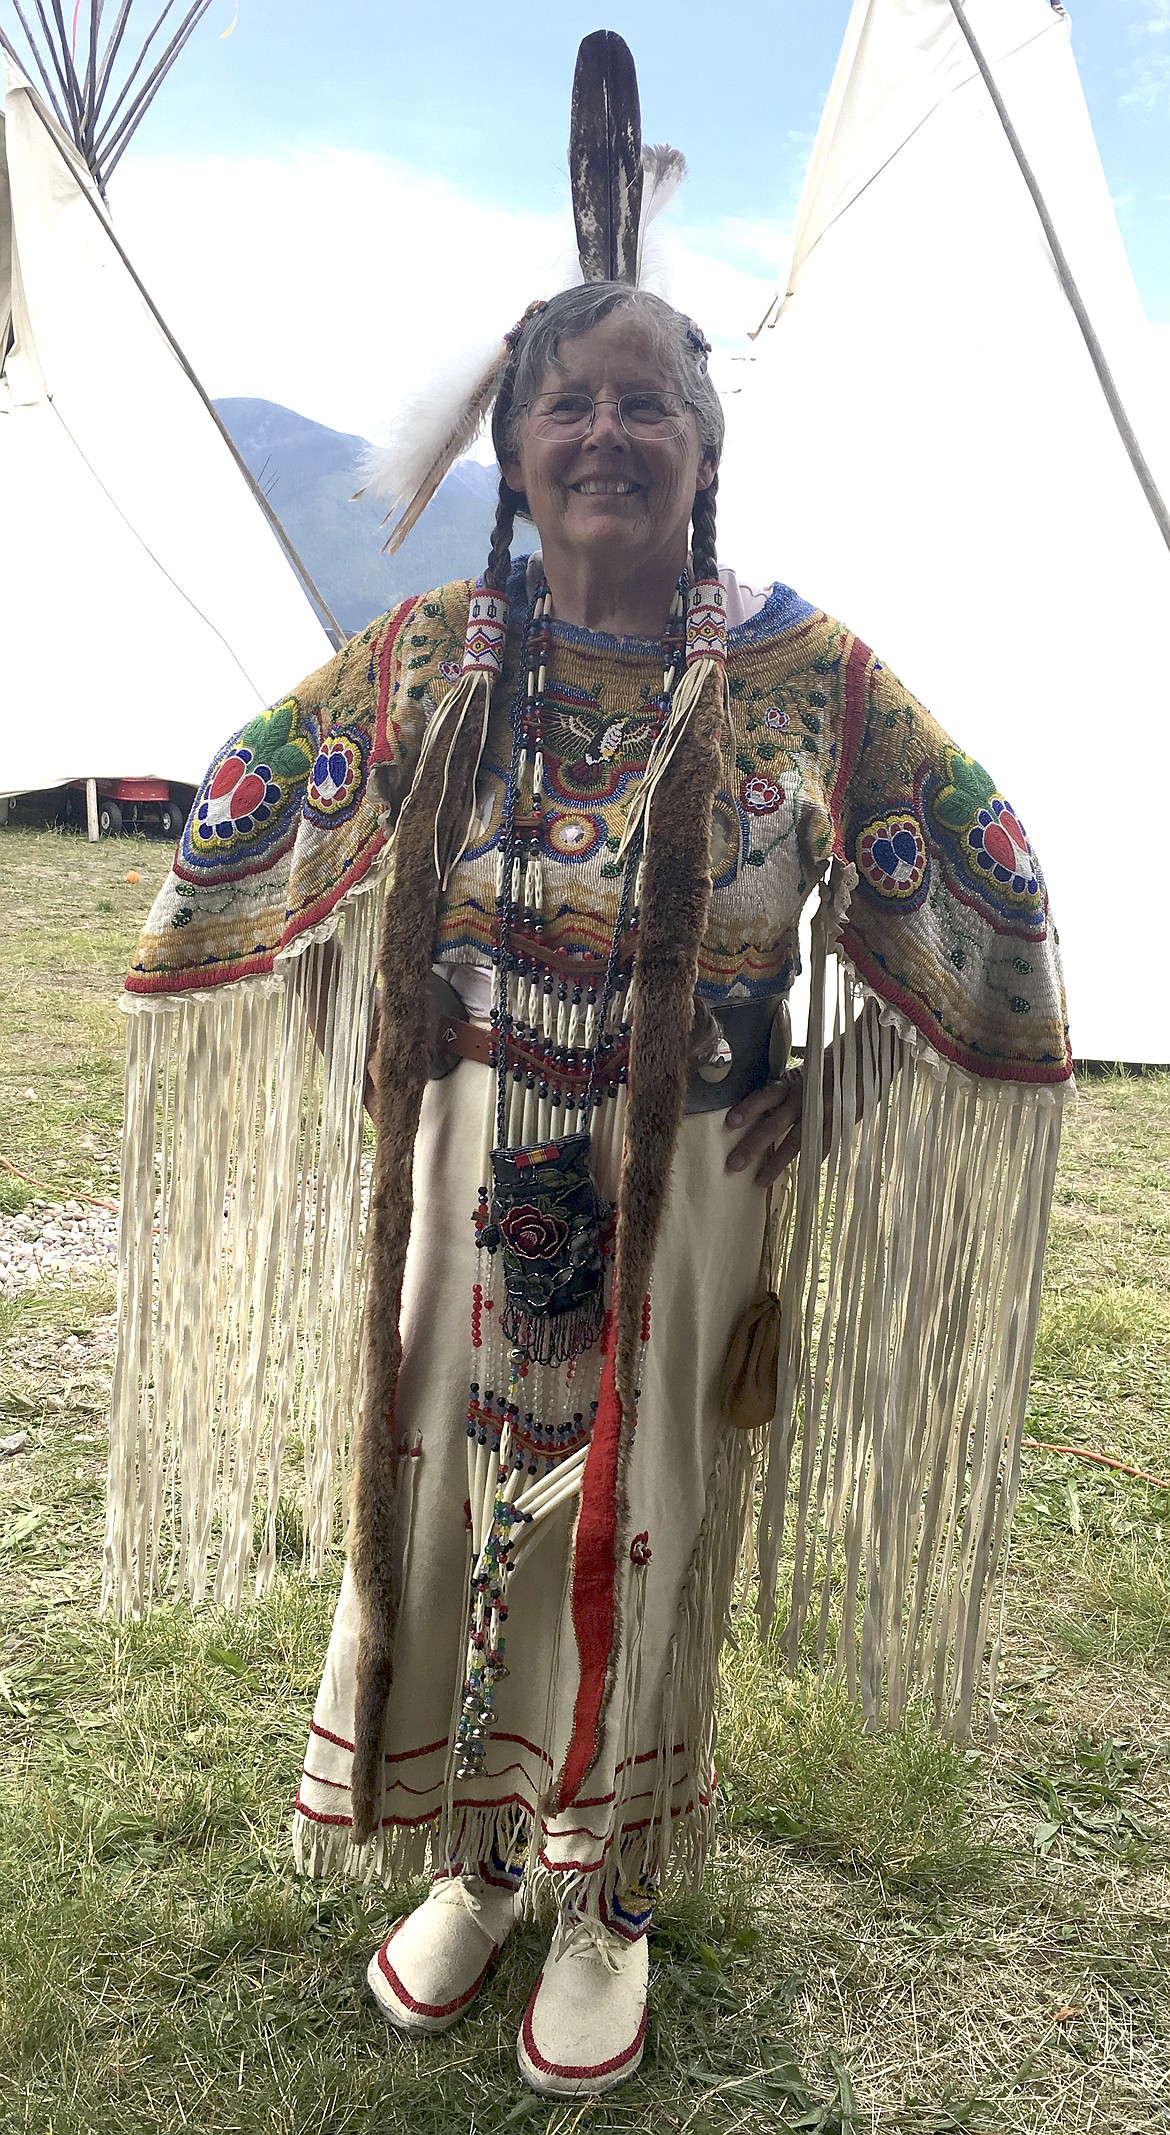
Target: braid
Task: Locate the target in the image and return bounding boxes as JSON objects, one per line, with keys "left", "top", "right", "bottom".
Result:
{"left": 484, "top": 475, "right": 520, "bottom": 594}
{"left": 690, "top": 474, "right": 719, "bottom": 583}
{"left": 482, "top": 334, "right": 530, "bottom": 593}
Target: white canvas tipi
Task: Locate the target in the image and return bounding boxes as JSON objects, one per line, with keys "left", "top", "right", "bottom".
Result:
{"left": 719, "top": 0, "right": 1170, "bottom": 1063}
{"left": 0, "top": 13, "right": 338, "bottom": 802}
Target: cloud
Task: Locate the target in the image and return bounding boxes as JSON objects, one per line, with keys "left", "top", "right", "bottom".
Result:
{"left": 109, "top": 147, "right": 787, "bottom": 444}
{"left": 1120, "top": 0, "right": 1170, "bottom": 109}
{"left": 1119, "top": 65, "right": 1169, "bottom": 109}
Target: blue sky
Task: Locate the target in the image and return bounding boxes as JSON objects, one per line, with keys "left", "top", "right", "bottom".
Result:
{"left": 8, "top": 1, "right": 1164, "bottom": 437}
{"left": 123, "top": 0, "right": 1170, "bottom": 318}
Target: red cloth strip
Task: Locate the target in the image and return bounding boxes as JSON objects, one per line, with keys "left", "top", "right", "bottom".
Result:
{"left": 557, "top": 1346, "right": 624, "bottom": 1812}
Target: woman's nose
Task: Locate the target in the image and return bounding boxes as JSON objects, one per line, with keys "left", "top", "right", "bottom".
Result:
{"left": 585, "top": 401, "right": 628, "bottom": 447}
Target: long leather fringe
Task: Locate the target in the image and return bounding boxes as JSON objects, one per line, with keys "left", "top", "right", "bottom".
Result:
{"left": 103, "top": 884, "right": 384, "bottom": 1617}
{"left": 759, "top": 867, "right": 1069, "bottom": 1739}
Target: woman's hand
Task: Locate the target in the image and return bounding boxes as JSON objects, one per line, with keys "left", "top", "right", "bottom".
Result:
{"left": 724, "top": 1067, "right": 808, "bottom": 1187}
{"left": 724, "top": 1003, "right": 886, "bottom": 1186}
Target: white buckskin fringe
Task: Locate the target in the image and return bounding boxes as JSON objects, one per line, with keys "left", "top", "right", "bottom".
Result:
{"left": 644, "top": 1418, "right": 757, "bottom": 1893}
{"left": 103, "top": 871, "right": 386, "bottom": 1618}
{"left": 758, "top": 862, "right": 1069, "bottom": 1739}
{"left": 292, "top": 1798, "right": 447, "bottom": 1890}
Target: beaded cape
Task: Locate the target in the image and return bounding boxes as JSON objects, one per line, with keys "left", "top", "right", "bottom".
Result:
{"left": 126, "top": 564, "right": 1070, "bottom": 1086}
{"left": 107, "top": 564, "right": 1072, "bottom": 1817}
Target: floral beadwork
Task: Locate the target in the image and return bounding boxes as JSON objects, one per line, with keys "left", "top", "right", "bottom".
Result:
{"left": 740, "top": 773, "right": 785, "bottom": 816}
{"left": 965, "top": 796, "right": 1039, "bottom": 898}
{"left": 305, "top": 727, "right": 368, "bottom": 828}
{"left": 498, "top": 1202, "right": 571, "bottom": 1262}
{"left": 178, "top": 698, "right": 314, "bottom": 883}
{"left": 923, "top": 747, "right": 1046, "bottom": 934}
{"left": 200, "top": 748, "right": 279, "bottom": 838}
{"left": 855, "top": 811, "right": 930, "bottom": 907}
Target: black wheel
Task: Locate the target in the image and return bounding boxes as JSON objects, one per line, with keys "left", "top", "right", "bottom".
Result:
{"left": 97, "top": 798, "right": 123, "bottom": 837}
{"left": 158, "top": 802, "right": 181, "bottom": 838}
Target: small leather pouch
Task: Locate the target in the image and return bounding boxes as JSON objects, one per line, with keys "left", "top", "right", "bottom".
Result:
{"left": 719, "top": 1177, "right": 793, "bottom": 1430}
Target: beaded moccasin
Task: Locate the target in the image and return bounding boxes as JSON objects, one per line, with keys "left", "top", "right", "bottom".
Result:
{"left": 367, "top": 1873, "right": 520, "bottom": 2034}
{"left": 517, "top": 1916, "right": 649, "bottom": 2095}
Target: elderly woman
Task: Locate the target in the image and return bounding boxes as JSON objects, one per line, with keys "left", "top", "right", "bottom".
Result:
{"left": 110, "top": 282, "right": 1071, "bottom": 2098}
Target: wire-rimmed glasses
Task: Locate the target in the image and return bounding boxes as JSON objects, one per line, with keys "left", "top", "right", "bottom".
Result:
{"left": 519, "top": 391, "right": 693, "bottom": 440}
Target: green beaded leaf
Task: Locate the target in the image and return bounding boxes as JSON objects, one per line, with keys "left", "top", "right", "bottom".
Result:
{"left": 241, "top": 700, "right": 295, "bottom": 754}
{"left": 269, "top": 743, "right": 314, "bottom": 779}
{"left": 931, "top": 746, "right": 996, "bottom": 830}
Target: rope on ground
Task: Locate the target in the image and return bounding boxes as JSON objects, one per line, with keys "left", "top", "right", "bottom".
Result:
{"left": 1022, "top": 1437, "right": 1170, "bottom": 1494}
{"left": 0, "top": 1153, "right": 120, "bottom": 1216}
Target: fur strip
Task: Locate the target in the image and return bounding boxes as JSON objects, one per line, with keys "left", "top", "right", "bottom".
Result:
{"left": 554, "top": 664, "right": 726, "bottom": 1806}
{"left": 348, "top": 695, "right": 491, "bottom": 1841}
{"left": 614, "top": 665, "right": 725, "bottom": 1407}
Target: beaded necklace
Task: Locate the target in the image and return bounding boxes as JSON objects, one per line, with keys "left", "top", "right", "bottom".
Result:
{"left": 477, "top": 576, "right": 686, "bottom": 1365}
{"left": 453, "top": 574, "right": 686, "bottom": 1779}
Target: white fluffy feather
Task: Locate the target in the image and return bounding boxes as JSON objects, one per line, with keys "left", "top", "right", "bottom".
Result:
{"left": 636, "top": 144, "right": 686, "bottom": 280}
{"left": 350, "top": 151, "right": 686, "bottom": 553}
{"left": 353, "top": 324, "right": 510, "bottom": 548}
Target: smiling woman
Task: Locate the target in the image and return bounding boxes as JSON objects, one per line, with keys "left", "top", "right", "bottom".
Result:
{"left": 107, "top": 39, "right": 1073, "bottom": 2113}
{"left": 493, "top": 293, "right": 718, "bottom": 636}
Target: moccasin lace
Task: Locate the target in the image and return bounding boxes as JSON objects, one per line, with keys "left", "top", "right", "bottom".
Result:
{"left": 431, "top": 1873, "right": 492, "bottom": 1936}
{"left": 558, "top": 1913, "right": 626, "bottom": 1974}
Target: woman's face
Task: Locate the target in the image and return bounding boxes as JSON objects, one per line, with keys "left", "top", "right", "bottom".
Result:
{"left": 501, "top": 312, "right": 716, "bottom": 585}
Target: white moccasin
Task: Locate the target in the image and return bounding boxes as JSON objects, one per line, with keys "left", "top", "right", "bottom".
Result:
{"left": 367, "top": 1872, "right": 520, "bottom": 2034}
{"left": 517, "top": 1915, "right": 649, "bottom": 2096}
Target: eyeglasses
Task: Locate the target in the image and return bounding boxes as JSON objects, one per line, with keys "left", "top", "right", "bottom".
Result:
{"left": 518, "top": 391, "right": 692, "bottom": 441}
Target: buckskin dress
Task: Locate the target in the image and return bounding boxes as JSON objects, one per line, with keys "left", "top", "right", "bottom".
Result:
{"left": 106, "top": 560, "right": 1072, "bottom": 1921}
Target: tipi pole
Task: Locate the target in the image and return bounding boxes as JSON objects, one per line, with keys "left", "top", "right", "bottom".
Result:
{"left": 92, "top": 2, "right": 138, "bottom": 128}
{"left": 85, "top": 0, "right": 181, "bottom": 166}
{"left": 0, "top": 16, "right": 66, "bottom": 125}
{"left": 3, "top": 3, "right": 71, "bottom": 129}
{"left": 95, "top": 3, "right": 212, "bottom": 181}
{"left": 42, "top": 2, "right": 85, "bottom": 135}
{"left": 83, "top": 2, "right": 102, "bottom": 164}
{"left": 948, "top": 0, "right": 1170, "bottom": 556}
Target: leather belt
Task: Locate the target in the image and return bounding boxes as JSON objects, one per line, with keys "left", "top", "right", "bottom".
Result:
{"left": 431, "top": 991, "right": 787, "bottom": 1114}
{"left": 433, "top": 1013, "right": 630, "bottom": 1095}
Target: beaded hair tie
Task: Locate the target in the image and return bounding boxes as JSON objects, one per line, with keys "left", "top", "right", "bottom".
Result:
{"left": 685, "top": 576, "right": 727, "bottom": 666}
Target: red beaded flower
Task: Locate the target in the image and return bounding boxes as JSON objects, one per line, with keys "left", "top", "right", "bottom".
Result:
{"left": 740, "top": 773, "right": 785, "bottom": 815}
{"left": 498, "top": 1203, "right": 570, "bottom": 1261}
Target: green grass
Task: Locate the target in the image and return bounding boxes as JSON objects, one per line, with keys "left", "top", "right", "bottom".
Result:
{"left": 0, "top": 828, "right": 171, "bottom": 1197}
{"left": 0, "top": 827, "right": 1168, "bottom": 2133}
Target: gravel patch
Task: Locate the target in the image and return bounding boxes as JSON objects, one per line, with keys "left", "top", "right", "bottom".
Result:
{"left": 0, "top": 1198, "right": 119, "bottom": 1298}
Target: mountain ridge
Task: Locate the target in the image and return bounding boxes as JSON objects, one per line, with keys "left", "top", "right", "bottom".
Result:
{"left": 215, "top": 397, "right": 501, "bottom": 638}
